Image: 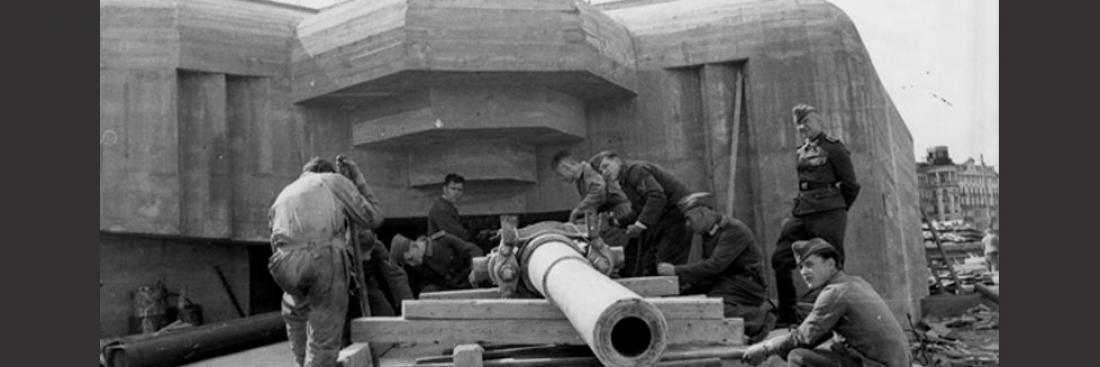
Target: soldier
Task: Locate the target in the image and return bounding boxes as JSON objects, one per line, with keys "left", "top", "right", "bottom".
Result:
{"left": 357, "top": 233, "right": 414, "bottom": 316}
{"left": 590, "top": 151, "right": 692, "bottom": 277}
{"left": 772, "top": 104, "right": 860, "bottom": 326}
{"left": 550, "top": 150, "right": 633, "bottom": 223}
{"left": 742, "top": 239, "right": 909, "bottom": 367}
{"left": 268, "top": 156, "right": 383, "bottom": 367}
{"left": 389, "top": 231, "right": 485, "bottom": 297}
{"left": 982, "top": 228, "right": 999, "bottom": 272}
{"left": 427, "top": 173, "right": 471, "bottom": 240}
{"left": 656, "top": 192, "right": 773, "bottom": 343}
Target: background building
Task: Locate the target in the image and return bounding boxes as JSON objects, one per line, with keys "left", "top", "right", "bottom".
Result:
{"left": 918, "top": 146, "right": 999, "bottom": 227}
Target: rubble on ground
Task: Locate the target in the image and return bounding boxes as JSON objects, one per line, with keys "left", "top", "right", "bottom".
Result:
{"left": 909, "top": 304, "right": 999, "bottom": 367}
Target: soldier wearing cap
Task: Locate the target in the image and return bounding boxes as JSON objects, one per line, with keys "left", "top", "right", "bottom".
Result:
{"left": 772, "top": 104, "right": 861, "bottom": 326}
{"left": 389, "top": 231, "right": 485, "bottom": 297}
{"left": 656, "top": 192, "right": 773, "bottom": 343}
{"left": 590, "top": 150, "right": 693, "bottom": 277}
{"left": 550, "top": 150, "right": 634, "bottom": 223}
{"left": 742, "top": 238, "right": 909, "bottom": 367}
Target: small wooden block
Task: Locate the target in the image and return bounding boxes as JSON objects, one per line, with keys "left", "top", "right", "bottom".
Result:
{"left": 452, "top": 344, "right": 484, "bottom": 367}
{"left": 337, "top": 342, "right": 372, "bottom": 367}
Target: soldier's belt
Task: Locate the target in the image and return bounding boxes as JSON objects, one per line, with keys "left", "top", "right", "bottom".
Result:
{"left": 273, "top": 237, "right": 346, "bottom": 251}
{"left": 799, "top": 181, "right": 837, "bottom": 191}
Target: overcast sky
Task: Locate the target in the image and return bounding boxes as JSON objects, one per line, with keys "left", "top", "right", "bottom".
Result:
{"left": 828, "top": 0, "right": 999, "bottom": 169}
{"left": 276, "top": 0, "right": 999, "bottom": 169}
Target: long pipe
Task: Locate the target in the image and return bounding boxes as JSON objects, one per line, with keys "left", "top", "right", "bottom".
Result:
{"left": 520, "top": 233, "right": 669, "bottom": 367}
{"left": 103, "top": 311, "right": 286, "bottom": 367}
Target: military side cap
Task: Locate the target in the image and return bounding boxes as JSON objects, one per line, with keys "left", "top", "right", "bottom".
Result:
{"left": 792, "top": 104, "right": 817, "bottom": 123}
{"left": 677, "top": 192, "right": 716, "bottom": 213}
{"left": 792, "top": 238, "right": 836, "bottom": 264}
{"left": 390, "top": 234, "right": 412, "bottom": 262}
{"left": 588, "top": 150, "right": 617, "bottom": 171}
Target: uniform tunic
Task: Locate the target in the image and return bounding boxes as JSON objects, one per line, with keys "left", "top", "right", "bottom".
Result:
{"left": 427, "top": 196, "right": 470, "bottom": 240}
{"left": 764, "top": 272, "right": 910, "bottom": 367}
{"left": 394, "top": 232, "right": 485, "bottom": 296}
{"left": 572, "top": 163, "right": 633, "bottom": 220}
{"left": 773, "top": 132, "right": 860, "bottom": 320}
{"left": 674, "top": 215, "right": 770, "bottom": 336}
{"left": 616, "top": 160, "right": 693, "bottom": 276}
{"left": 791, "top": 132, "right": 860, "bottom": 217}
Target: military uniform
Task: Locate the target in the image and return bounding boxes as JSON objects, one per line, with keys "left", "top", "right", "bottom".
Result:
{"left": 615, "top": 160, "right": 692, "bottom": 276}
{"left": 744, "top": 239, "right": 909, "bottom": 367}
{"left": 268, "top": 171, "right": 383, "bottom": 367}
{"left": 674, "top": 215, "right": 770, "bottom": 339}
{"left": 360, "top": 235, "right": 413, "bottom": 316}
{"left": 571, "top": 163, "right": 633, "bottom": 222}
{"left": 760, "top": 271, "right": 911, "bottom": 367}
{"left": 391, "top": 232, "right": 485, "bottom": 296}
{"left": 427, "top": 196, "right": 470, "bottom": 241}
{"left": 772, "top": 131, "right": 860, "bottom": 322}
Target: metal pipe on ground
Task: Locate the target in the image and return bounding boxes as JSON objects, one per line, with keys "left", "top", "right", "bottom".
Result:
{"left": 520, "top": 232, "right": 669, "bottom": 367}
{"left": 103, "top": 311, "right": 286, "bottom": 367}
{"left": 974, "top": 283, "right": 999, "bottom": 304}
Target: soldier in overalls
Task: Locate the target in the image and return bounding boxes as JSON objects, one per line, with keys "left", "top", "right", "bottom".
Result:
{"left": 268, "top": 157, "right": 383, "bottom": 367}
{"left": 771, "top": 104, "right": 860, "bottom": 326}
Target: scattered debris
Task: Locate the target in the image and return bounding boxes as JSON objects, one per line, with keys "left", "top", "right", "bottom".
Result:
{"left": 910, "top": 304, "right": 999, "bottom": 366}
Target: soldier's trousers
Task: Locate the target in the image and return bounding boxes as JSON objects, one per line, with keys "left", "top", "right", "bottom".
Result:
{"left": 627, "top": 212, "right": 691, "bottom": 277}
{"left": 269, "top": 244, "right": 350, "bottom": 367}
{"left": 714, "top": 294, "right": 771, "bottom": 341}
{"left": 785, "top": 347, "right": 862, "bottom": 367}
{"left": 771, "top": 209, "right": 848, "bottom": 319}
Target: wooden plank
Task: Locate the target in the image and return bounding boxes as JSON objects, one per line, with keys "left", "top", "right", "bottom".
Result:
{"left": 338, "top": 342, "right": 373, "bottom": 367}
{"left": 615, "top": 276, "right": 680, "bottom": 296}
{"left": 413, "top": 356, "right": 721, "bottom": 367}
{"left": 352, "top": 317, "right": 743, "bottom": 346}
{"left": 700, "top": 64, "right": 737, "bottom": 215}
{"left": 418, "top": 276, "right": 679, "bottom": 300}
{"left": 403, "top": 297, "right": 723, "bottom": 320}
{"left": 418, "top": 288, "right": 503, "bottom": 300}
{"left": 726, "top": 67, "right": 744, "bottom": 215}
{"left": 402, "top": 344, "right": 746, "bottom": 367}
{"left": 452, "top": 344, "right": 483, "bottom": 367}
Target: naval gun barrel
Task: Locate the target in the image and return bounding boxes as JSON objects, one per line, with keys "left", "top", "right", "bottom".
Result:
{"left": 518, "top": 229, "right": 669, "bottom": 367}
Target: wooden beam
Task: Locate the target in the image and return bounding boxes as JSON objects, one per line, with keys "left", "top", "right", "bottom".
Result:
{"left": 408, "top": 354, "right": 725, "bottom": 367}
{"left": 352, "top": 317, "right": 743, "bottom": 346}
{"left": 453, "top": 344, "right": 484, "bottom": 367}
{"left": 726, "top": 68, "right": 744, "bottom": 216}
{"left": 403, "top": 297, "right": 723, "bottom": 321}
{"left": 657, "top": 358, "right": 722, "bottom": 367}
{"left": 615, "top": 276, "right": 680, "bottom": 297}
{"left": 700, "top": 63, "right": 735, "bottom": 205}
{"left": 418, "top": 288, "right": 504, "bottom": 300}
{"left": 337, "top": 343, "right": 372, "bottom": 367}
{"left": 418, "top": 276, "right": 679, "bottom": 300}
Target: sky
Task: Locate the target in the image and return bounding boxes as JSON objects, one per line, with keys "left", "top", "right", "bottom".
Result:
{"left": 827, "top": 0, "right": 999, "bottom": 169}
{"left": 275, "top": 0, "right": 999, "bottom": 169}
